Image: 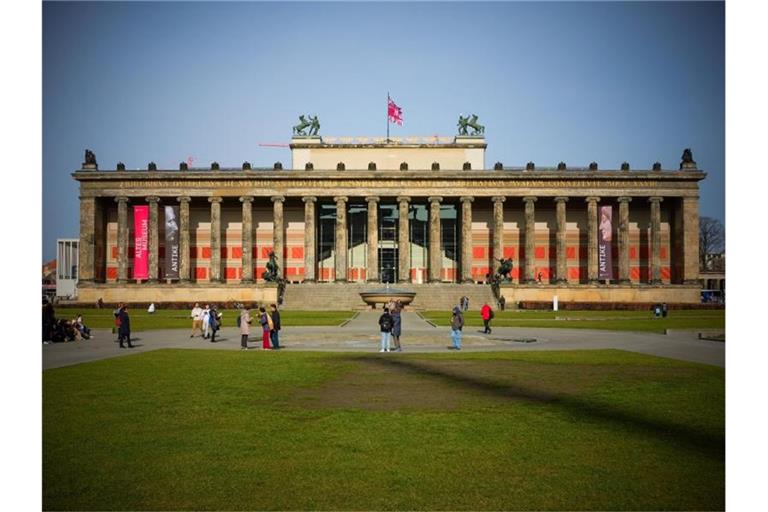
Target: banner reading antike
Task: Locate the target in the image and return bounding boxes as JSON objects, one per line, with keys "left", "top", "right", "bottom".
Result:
{"left": 598, "top": 205, "right": 613, "bottom": 280}
{"left": 133, "top": 205, "right": 149, "bottom": 280}
{"left": 164, "top": 205, "right": 180, "bottom": 279}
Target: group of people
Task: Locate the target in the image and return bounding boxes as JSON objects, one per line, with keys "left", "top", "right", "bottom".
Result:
{"left": 238, "top": 304, "right": 281, "bottom": 351}
{"left": 189, "top": 303, "right": 224, "bottom": 342}
{"left": 377, "top": 299, "right": 404, "bottom": 352}
{"left": 42, "top": 298, "right": 92, "bottom": 344}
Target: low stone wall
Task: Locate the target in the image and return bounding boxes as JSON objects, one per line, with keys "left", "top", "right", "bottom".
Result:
{"left": 500, "top": 284, "right": 702, "bottom": 305}
{"left": 76, "top": 283, "right": 278, "bottom": 306}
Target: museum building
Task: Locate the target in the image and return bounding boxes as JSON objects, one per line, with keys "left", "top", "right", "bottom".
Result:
{"left": 73, "top": 134, "right": 704, "bottom": 308}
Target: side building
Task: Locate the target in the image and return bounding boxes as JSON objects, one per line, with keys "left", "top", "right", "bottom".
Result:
{"left": 73, "top": 135, "right": 704, "bottom": 308}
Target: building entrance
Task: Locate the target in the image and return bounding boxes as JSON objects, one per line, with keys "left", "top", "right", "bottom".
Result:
{"left": 379, "top": 248, "right": 397, "bottom": 283}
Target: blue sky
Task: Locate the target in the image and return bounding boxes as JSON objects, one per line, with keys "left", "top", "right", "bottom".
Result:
{"left": 42, "top": 1, "right": 725, "bottom": 261}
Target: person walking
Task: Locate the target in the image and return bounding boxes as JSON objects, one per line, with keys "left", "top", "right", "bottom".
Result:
{"left": 378, "top": 307, "right": 393, "bottom": 352}
{"left": 450, "top": 306, "right": 464, "bottom": 350}
{"left": 239, "top": 304, "right": 251, "bottom": 350}
{"left": 209, "top": 305, "right": 221, "bottom": 343}
{"left": 391, "top": 301, "right": 403, "bottom": 352}
{"left": 480, "top": 301, "right": 493, "bottom": 334}
{"left": 190, "top": 303, "right": 203, "bottom": 338}
{"left": 269, "top": 304, "right": 281, "bottom": 350}
{"left": 258, "top": 306, "right": 272, "bottom": 350}
{"left": 118, "top": 305, "right": 133, "bottom": 348}
{"left": 202, "top": 304, "right": 211, "bottom": 339}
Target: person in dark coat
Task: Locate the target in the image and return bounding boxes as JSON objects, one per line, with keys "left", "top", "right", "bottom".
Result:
{"left": 269, "top": 304, "right": 281, "bottom": 350}
{"left": 118, "top": 305, "right": 133, "bottom": 348}
{"left": 209, "top": 305, "right": 221, "bottom": 343}
{"left": 42, "top": 298, "right": 55, "bottom": 344}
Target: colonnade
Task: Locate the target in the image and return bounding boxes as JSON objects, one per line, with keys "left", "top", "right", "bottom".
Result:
{"left": 79, "top": 193, "right": 700, "bottom": 285}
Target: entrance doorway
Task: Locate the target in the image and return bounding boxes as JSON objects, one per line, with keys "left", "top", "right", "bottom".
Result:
{"left": 379, "top": 248, "right": 397, "bottom": 283}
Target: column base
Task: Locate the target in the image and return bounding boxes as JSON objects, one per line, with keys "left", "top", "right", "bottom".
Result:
{"left": 240, "top": 278, "right": 254, "bottom": 284}
{"left": 683, "top": 279, "right": 700, "bottom": 285}
{"left": 398, "top": 278, "right": 412, "bottom": 284}
{"left": 553, "top": 278, "right": 568, "bottom": 285}
{"left": 588, "top": 279, "right": 601, "bottom": 285}
{"left": 650, "top": 279, "right": 663, "bottom": 285}
{"left": 366, "top": 278, "right": 380, "bottom": 283}
{"left": 335, "top": 278, "right": 348, "bottom": 283}
{"left": 146, "top": 279, "right": 158, "bottom": 284}
{"left": 462, "top": 278, "right": 474, "bottom": 284}
{"left": 618, "top": 279, "right": 632, "bottom": 285}
{"left": 302, "top": 278, "right": 316, "bottom": 283}
{"left": 428, "top": 278, "right": 442, "bottom": 283}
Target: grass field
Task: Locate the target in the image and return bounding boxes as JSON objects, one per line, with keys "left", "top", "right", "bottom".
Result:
{"left": 52, "top": 308, "right": 355, "bottom": 330}
{"left": 422, "top": 309, "right": 725, "bottom": 334}
{"left": 43, "top": 349, "right": 724, "bottom": 510}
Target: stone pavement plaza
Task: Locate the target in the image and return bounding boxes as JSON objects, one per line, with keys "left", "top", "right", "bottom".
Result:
{"left": 42, "top": 311, "right": 724, "bottom": 370}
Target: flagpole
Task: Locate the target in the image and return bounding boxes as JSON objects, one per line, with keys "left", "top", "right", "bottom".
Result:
{"left": 386, "top": 92, "right": 390, "bottom": 143}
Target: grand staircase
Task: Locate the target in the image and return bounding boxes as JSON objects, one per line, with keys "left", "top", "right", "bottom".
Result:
{"left": 282, "top": 282, "right": 499, "bottom": 311}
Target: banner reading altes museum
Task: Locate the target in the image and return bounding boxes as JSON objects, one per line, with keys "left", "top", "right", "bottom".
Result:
{"left": 133, "top": 205, "right": 149, "bottom": 280}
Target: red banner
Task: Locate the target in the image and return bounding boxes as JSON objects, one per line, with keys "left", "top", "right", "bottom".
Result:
{"left": 598, "top": 205, "right": 613, "bottom": 280}
{"left": 133, "top": 205, "right": 149, "bottom": 280}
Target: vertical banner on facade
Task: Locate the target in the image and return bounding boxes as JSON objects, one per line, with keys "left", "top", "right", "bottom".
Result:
{"left": 164, "top": 205, "right": 180, "bottom": 279}
{"left": 133, "top": 205, "right": 149, "bottom": 280}
{"left": 598, "top": 205, "right": 613, "bottom": 280}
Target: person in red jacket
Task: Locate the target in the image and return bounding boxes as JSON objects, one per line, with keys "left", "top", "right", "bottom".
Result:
{"left": 480, "top": 302, "right": 493, "bottom": 334}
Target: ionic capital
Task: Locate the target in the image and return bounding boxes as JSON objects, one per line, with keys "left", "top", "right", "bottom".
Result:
{"left": 460, "top": 196, "right": 474, "bottom": 204}
{"left": 491, "top": 196, "right": 506, "bottom": 204}
{"left": 115, "top": 196, "right": 130, "bottom": 204}
{"left": 617, "top": 196, "right": 633, "bottom": 204}
{"left": 365, "top": 196, "right": 380, "bottom": 204}
{"left": 396, "top": 196, "right": 411, "bottom": 204}
{"left": 239, "top": 196, "right": 254, "bottom": 203}
{"left": 522, "top": 196, "right": 538, "bottom": 204}
{"left": 302, "top": 196, "right": 317, "bottom": 204}
{"left": 428, "top": 196, "right": 443, "bottom": 204}
{"left": 585, "top": 196, "right": 600, "bottom": 204}
{"left": 647, "top": 196, "right": 664, "bottom": 204}
{"left": 176, "top": 195, "right": 191, "bottom": 204}
{"left": 145, "top": 196, "right": 161, "bottom": 204}
{"left": 208, "top": 197, "right": 223, "bottom": 204}
{"left": 333, "top": 196, "right": 348, "bottom": 204}
{"left": 271, "top": 195, "right": 285, "bottom": 204}
{"left": 554, "top": 196, "right": 569, "bottom": 203}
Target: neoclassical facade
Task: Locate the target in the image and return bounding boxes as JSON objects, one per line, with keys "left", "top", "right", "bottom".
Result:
{"left": 74, "top": 136, "right": 704, "bottom": 305}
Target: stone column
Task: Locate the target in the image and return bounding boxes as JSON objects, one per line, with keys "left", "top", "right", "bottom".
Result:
{"left": 648, "top": 197, "right": 663, "bottom": 284}
{"left": 240, "top": 196, "right": 254, "bottom": 283}
{"left": 492, "top": 196, "right": 505, "bottom": 265}
{"left": 177, "top": 196, "right": 191, "bottom": 282}
{"left": 334, "top": 196, "right": 348, "bottom": 282}
{"left": 428, "top": 196, "right": 443, "bottom": 282}
{"left": 460, "top": 196, "right": 474, "bottom": 283}
{"left": 115, "top": 196, "right": 130, "bottom": 283}
{"left": 397, "top": 196, "right": 411, "bottom": 283}
{"left": 585, "top": 197, "right": 600, "bottom": 283}
{"left": 523, "top": 196, "right": 537, "bottom": 283}
{"left": 555, "top": 196, "right": 568, "bottom": 283}
{"left": 618, "top": 196, "right": 632, "bottom": 283}
{"left": 682, "top": 196, "right": 700, "bottom": 284}
{"left": 146, "top": 196, "right": 160, "bottom": 282}
{"left": 208, "top": 197, "right": 222, "bottom": 283}
{"left": 366, "top": 196, "right": 380, "bottom": 282}
{"left": 272, "top": 196, "right": 285, "bottom": 278}
{"left": 78, "top": 196, "right": 96, "bottom": 283}
{"left": 302, "top": 197, "right": 317, "bottom": 282}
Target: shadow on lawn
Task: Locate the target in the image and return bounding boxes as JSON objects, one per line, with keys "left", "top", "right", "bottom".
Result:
{"left": 355, "top": 355, "right": 724, "bottom": 461}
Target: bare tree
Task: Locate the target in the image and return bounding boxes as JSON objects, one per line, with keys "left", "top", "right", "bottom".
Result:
{"left": 699, "top": 217, "right": 725, "bottom": 270}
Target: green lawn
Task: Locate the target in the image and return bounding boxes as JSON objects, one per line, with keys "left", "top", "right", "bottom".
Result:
{"left": 43, "top": 349, "right": 724, "bottom": 510}
{"left": 53, "top": 308, "right": 354, "bottom": 330}
{"left": 421, "top": 309, "right": 725, "bottom": 333}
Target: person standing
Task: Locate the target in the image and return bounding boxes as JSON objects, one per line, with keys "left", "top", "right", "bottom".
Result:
{"left": 202, "top": 304, "right": 211, "bottom": 339}
{"left": 391, "top": 301, "right": 403, "bottom": 352}
{"left": 450, "top": 306, "right": 464, "bottom": 350}
{"left": 190, "top": 303, "right": 203, "bottom": 338}
{"left": 258, "top": 306, "right": 272, "bottom": 350}
{"left": 209, "top": 305, "right": 221, "bottom": 343}
{"left": 118, "top": 305, "right": 132, "bottom": 348}
{"left": 378, "top": 307, "right": 393, "bottom": 353}
{"left": 480, "top": 302, "right": 493, "bottom": 334}
{"left": 239, "top": 304, "right": 251, "bottom": 350}
{"left": 42, "top": 298, "right": 55, "bottom": 344}
{"left": 269, "top": 304, "right": 281, "bottom": 350}
{"left": 147, "top": 302, "right": 156, "bottom": 314}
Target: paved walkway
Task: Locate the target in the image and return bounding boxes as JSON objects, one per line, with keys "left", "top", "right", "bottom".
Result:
{"left": 42, "top": 312, "right": 725, "bottom": 370}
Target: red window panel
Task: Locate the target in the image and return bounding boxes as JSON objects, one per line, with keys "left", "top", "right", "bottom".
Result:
{"left": 568, "top": 267, "right": 580, "bottom": 280}
{"left": 349, "top": 268, "right": 358, "bottom": 280}
{"left": 511, "top": 267, "right": 520, "bottom": 279}
{"left": 231, "top": 247, "right": 243, "bottom": 259}
{"left": 535, "top": 247, "right": 545, "bottom": 259}
{"left": 291, "top": 247, "right": 304, "bottom": 259}
{"left": 503, "top": 247, "right": 515, "bottom": 258}
{"left": 111, "top": 246, "right": 118, "bottom": 259}
{"left": 360, "top": 268, "right": 366, "bottom": 279}
{"left": 630, "top": 267, "right": 640, "bottom": 280}
{"left": 566, "top": 247, "right": 576, "bottom": 259}
{"left": 472, "top": 247, "right": 485, "bottom": 259}
{"left": 256, "top": 267, "right": 265, "bottom": 277}
{"left": 107, "top": 267, "right": 118, "bottom": 279}
{"left": 201, "top": 247, "right": 211, "bottom": 259}
{"left": 629, "top": 247, "right": 638, "bottom": 260}
{"left": 261, "top": 247, "right": 273, "bottom": 259}
{"left": 225, "top": 267, "right": 237, "bottom": 279}
{"left": 660, "top": 247, "right": 668, "bottom": 260}
{"left": 661, "top": 267, "right": 671, "bottom": 279}
{"left": 195, "top": 268, "right": 207, "bottom": 279}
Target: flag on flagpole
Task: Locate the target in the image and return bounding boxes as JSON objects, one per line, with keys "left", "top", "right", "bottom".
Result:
{"left": 388, "top": 96, "right": 403, "bottom": 125}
